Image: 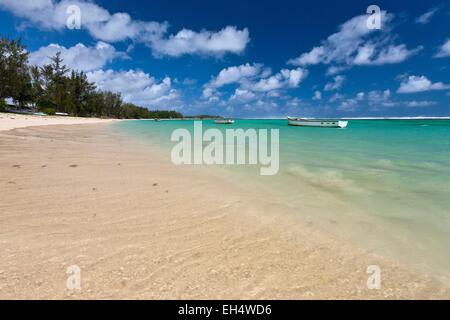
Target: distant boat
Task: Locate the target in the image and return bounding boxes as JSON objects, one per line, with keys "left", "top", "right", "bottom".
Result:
{"left": 154, "top": 118, "right": 161, "bottom": 122}
{"left": 214, "top": 119, "right": 235, "bottom": 124}
{"left": 288, "top": 117, "right": 348, "bottom": 128}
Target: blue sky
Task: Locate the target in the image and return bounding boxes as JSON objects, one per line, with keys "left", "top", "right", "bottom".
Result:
{"left": 0, "top": 0, "right": 449, "bottom": 117}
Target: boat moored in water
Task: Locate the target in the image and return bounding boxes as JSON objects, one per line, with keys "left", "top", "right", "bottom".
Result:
{"left": 287, "top": 117, "right": 348, "bottom": 128}
{"left": 214, "top": 119, "right": 235, "bottom": 124}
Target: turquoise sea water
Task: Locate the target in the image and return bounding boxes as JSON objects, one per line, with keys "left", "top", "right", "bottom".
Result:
{"left": 115, "top": 119, "right": 450, "bottom": 279}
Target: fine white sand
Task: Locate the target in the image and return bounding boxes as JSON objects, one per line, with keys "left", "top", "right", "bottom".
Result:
{"left": 0, "top": 122, "right": 449, "bottom": 299}
{"left": 0, "top": 113, "right": 116, "bottom": 132}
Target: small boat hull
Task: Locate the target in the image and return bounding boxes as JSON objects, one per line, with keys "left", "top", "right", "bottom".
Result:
{"left": 215, "top": 119, "right": 235, "bottom": 124}
{"left": 288, "top": 117, "right": 348, "bottom": 128}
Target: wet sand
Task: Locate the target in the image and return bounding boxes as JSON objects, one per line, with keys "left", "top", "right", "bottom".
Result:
{"left": 0, "top": 123, "right": 449, "bottom": 299}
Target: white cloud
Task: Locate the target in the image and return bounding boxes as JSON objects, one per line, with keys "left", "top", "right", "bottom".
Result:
{"left": 337, "top": 98, "right": 358, "bottom": 112}
{"left": 86, "top": 69, "right": 179, "bottom": 107}
{"left": 415, "top": 7, "right": 439, "bottom": 25}
{"left": 86, "top": 13, "right": 165, "bottom": 43}
{"left": 0, "top": 0, "right": 250, "bottom": 57}
{"left": 324, "top": 75, "right": 345, "bottom": 91}
{"left": 208, "top": 63, "right": 263, "bottom": 88}
{"left": 329, "top": 93, "right": 344, "bottom": 103}
{"left": 397, "top": 75, "right": 450, "bottom": 94}
{"left": 326, "top": 66, "right": 349, "bottom": 76}
{"left": 435, "top": 39, "right": 450, "bottom": 58}
{"left": 354, "top": 44, "right": 421, "bottom": 66}
{"left": 202, "top": 63, "right": 308, "bottom": 110}
{"left": 405, "top": 100, "right": 437, "bottom": 107}
{"left": 202, "top": 87, "right": 217, "bottom": 100}
{"left": 337, "top": 89, "right": 396, "bottom": 112}
{"left": 367, "top": 89, "right": 395, "bottom": 106}
{"left": 249, "top": 68, "right": 308, "bottom": 92}
{"left": 289, "top": 46, "right": 325, "bottom": 66}
{"left": 312, "top": 91, "right": 322, "bottom": 100}
{"left": 286, "top": 97, "right": 302, "bottom": 107}
{"left": 150, "top": 26, "right": 250, "bottom": 57}
{"left": 353, "top": 45, "right": 375, "bottom": 65}
{"left": 356, "top": 92, "right": 365, "bottom": 100}
{"left": 204, "top": 63, "right": 308, "bottom": 102}
{"left": 202, "top": 63, "right": 263, "bottom": 100}
{"left": 29, "top": 42, "right": 124, "bottom": 72}
{"left": 230, "top": 89, "right": 257, "bottom": 102}
{"left": 288, "top": 11, "right": 419, "bottom": 70}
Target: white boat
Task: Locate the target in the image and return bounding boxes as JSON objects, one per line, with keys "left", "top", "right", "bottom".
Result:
{"left": 288, "top": 117, "right": 348, "bottom": 128}
{"left": 214, "top": 119, "right": 235, "bottom": 124}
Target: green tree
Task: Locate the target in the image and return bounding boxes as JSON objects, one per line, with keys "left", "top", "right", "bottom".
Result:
{"left": 87, "top": 92, "right": 105, "bottom": 117}
{"left": 68, "top": 70, "right": 96, "bottom": 116}
{"left": 1, "top": 36, "right": 184, "bottom": 119}
{"left": 30, "top": 65, "right": 45, "bottom": 105}
{"left": 101, "top": 91, "right": 122, "bottom": 118}
{"left": 0, "top": 38, "right": 33, "bottom": 107}
{"left": 42, "top": 52, "right": 70, "bottom": 113}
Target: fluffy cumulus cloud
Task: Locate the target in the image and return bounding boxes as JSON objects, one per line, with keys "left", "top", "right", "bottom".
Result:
{"left": 29, "top": 42, "right": 124, "bottom": 72}
{"left": 203, "top": 63, "right": 308, "bottom": 104}
{"left": 397, "top": 75, "right": 450, "bottom": 94}
{"left": 435, "top": 39, "right": 450, "bottom": 58}
{"left": 86, "top": 69, "right": 179, "bottom": 107}
{"left": 230, "top": 88, "right": 257, "bottom": 102}
{"left": 250, "top": 68, "right": 307, "bottom": 92}
{"left": 207, "top": 63, "right": 265, "bottom": 89}
{"left": 150, "top": 26, "right": 250, "bottom": 57}
{"left": 0, "top": 0, "right": 250, "bottom": 57}
{"left": 288, "top": 12, "right": 420, "bottom": 73}
{"left": 198, "top": 63, "right": 309, "bottom": 116}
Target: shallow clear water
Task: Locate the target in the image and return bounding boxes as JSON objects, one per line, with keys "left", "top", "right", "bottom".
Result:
{"left": 115, "top": 119, "right": 450, "bottom": 279}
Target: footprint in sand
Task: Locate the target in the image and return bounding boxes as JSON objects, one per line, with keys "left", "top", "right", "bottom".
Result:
{"left": 12, "top": 165, "right": 21, "bottom": 168}
{"left": 152, "top": 183, "right": 158, "bottom": 187}
{"left": 41, "top": 165, "right": 47, "bottom": 168}
{"left": 69, "top": 164, "right": 78, "bottom": 168}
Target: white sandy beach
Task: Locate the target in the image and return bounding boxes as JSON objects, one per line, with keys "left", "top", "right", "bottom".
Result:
{"left": 0, "top": 113, "right": 116, "bottom": 132}
{"left": 0, "top": 117, "right": 449, "bottom": 299}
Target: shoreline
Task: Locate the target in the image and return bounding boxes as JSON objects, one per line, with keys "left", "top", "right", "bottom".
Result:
{"left": 117, "top": 119, "right": 450, "bottom": 283}
{"left": 0, "top": 113, "right": 119, "bottom": 132}
{"left": 0, "top": 122, "right": 449, "bottom": 299}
